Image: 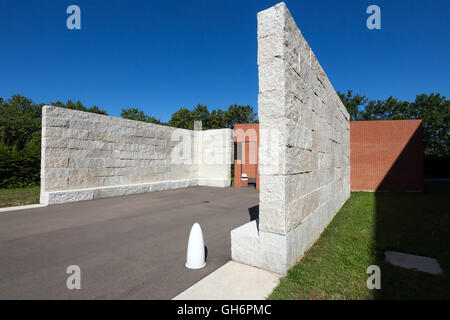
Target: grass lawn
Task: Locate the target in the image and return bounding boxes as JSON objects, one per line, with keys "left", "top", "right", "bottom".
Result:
{"left": 0, "top": 186, "right": 40, "bottom": 208}
{"left": 269, "top": 181, "right": 450, "bottom": 300}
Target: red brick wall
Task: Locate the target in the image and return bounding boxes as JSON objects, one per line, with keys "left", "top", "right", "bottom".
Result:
{"left": 234, "top": 124, "right": 259, "bottom": 189}
{"left": 350, "top": 120, "right": 424, "bottom": 191}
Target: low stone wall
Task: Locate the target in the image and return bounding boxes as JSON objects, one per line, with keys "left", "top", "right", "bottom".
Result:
{"left": 231, "top": 2, "right": 350, "bottom": 275}
{"left": 41, "top": 106, "right": 231, "bottom": 204}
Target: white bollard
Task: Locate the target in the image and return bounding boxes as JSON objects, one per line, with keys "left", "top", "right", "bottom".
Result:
{"left": 185, "top": 223, "right": 206, "bottom": 269}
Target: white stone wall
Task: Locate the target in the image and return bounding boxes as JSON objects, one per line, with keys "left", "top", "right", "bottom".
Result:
{"left": 41, "top": 106, "right": 231, "bottom": 204}
{"left": 196, "top": 129, "right": 233, "bottom": 187}
{"left": 231, "top": 2, "right": 350, "bottom": 274}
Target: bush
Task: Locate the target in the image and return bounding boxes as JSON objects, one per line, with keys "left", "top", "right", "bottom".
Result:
{"left": 0, "top": 143, "right": 40, "bottom": 188}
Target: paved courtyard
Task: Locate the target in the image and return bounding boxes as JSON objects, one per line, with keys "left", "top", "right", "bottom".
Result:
{"left": 0, "top": 186, "right": 258, "bottom": 299}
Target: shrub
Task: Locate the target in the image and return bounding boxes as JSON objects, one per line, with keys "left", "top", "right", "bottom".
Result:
{"left": 0, "top": 141, "right": 40, "bottom": 188}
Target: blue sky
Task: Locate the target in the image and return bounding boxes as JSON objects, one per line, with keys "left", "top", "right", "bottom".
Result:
{"left": 1, "top": 0, "right": 449, "bottom": 121}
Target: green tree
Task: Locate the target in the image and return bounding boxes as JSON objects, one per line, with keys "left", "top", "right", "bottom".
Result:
{"left": 168, "top": 104, "right": 258, "bottom": 130}
{"left": 338, "top": 90, "right": 449, "bottom": 158}
{"left": 409, "top": 93, "right": 449, "bottom": 158}
{"left": 337, "top": 90, "right": 367, "bottom": 121}
{"left": 0, "top": 140, "right": 40, "bottom": 188}
{"left": 121, "top": 107, "right": 148, "bottom": 122}
{"left": 169, "top": 108, "right": 196, "bottom": 130}
{"left": 193, "top": 104, "right": 210, "bottom": 129}
{"left": 0, "top": 95, "right": 42, "bottom": 150}
{"left": 120, "top": 107, "right": 162, "bottom": 124}
{"left": 224, "top": 104, "right": 257, "bottom": 128}
{"left": 52, "top": 99, "right": 108, "bottom": 115}
{"left": 209, "top": 109, "right": 226, "bottom": 129}
{"left": 0, "top": 95, "right": 42, "bottom": 188}
{"left": 362, "top": 97, "right": 411, "bottom": 121}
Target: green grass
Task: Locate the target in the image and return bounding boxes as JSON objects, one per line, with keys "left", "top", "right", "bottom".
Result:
{"left": 0, "top": 186, "right": 40, "bottom": 208}
{"left": 269, "top": 181, "right": 450, "bottom": 300}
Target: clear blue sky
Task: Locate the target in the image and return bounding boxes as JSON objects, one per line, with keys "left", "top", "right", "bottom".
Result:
{"left": 1, "top": 0, "right": 449, "bottom": 122}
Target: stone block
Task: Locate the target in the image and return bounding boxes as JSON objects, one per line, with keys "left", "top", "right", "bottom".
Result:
{"left": 258, "top": 33, "right": 284, "bottom": 66}
{"left": 46, "top": 117, "right": 69, "bottom": 128}
{"left": 312, "top": 131, "right": 328, "bottom": 153}
{"left": 257, "top": 3, "right": 286, "bottom": 38}
{"left": 258, "top": 59, "right": 285, "bottom": 92}
{"left": 231, "top": 221, "right": 288, "bottom": 275}
{"left": 46, "top": 157, "right": 69, "bottom": 168}
{"left": 259, "top": 199, "right": 286, "bottom": 235}
{"left": 45, "top": 137, "right": 68, "bottom": 148}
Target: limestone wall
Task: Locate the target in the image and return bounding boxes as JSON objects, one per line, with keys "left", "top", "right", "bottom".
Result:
{"left": 231, "top": 2, "right": 350, "bottom": 274}
{"left": 41, "top": 106, "right": 231, "bottom": 204}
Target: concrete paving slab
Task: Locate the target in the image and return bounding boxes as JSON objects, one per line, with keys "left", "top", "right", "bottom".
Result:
{"left": 385, "top": 250, "right": 444, "bottom": 275}
{"left": 173, "top": 261, "right": 281, "bottom": 300}
{"left": 0, "top": 186, "right": 259, "bottom": 299}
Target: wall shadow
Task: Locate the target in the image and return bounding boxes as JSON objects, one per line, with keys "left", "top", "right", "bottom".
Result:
{"left": 374, "top": 125, "right": 450, "bottom": 299}
{"left": 375, "top": 125, "right": 424, "bottom": 192}
{"left": 248, "top": 205, "right": 259, "bottom": 231}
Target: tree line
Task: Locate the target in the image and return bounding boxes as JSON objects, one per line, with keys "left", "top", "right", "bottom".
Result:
{"left": 0, "top": 92, "right": 448, "bottom": 188}
{"left": 338, "top": 91, "right": 449, "bottom": 159}
{"left": 120, "top": 104, "right": 257, "bottom": 130}
{"left": 337, "top": 91, "right": 449, "bottom": 178}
